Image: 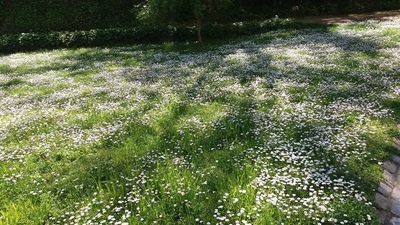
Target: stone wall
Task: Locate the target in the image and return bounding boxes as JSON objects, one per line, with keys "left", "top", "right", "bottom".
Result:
{"left": 375, "top": 124, "right": 400, "bottom": 225}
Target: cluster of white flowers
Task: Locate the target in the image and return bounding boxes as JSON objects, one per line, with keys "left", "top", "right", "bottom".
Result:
{"left": 1, "top": 20, "right": 399, "bottom": 224}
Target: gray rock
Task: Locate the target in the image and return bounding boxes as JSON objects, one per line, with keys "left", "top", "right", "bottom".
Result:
{"left": 394, "top": 155, "right": 400, "bottom": 165}
{"left": 392, "top": 188, "right": 400, "bottom": 201}
{"left": 395, "top": 137, "right": 400, "bottom": 147}
{"left": 390, "top": 217, "right": 400, "bottom": 225}
{"left": 385, "top": 161, "right": 398, "bottom": 173}
{"left": 378, "top": 182, "right": 393, "bottom": 196}
{"left": 393, "top": 202, "right": 400, "bottom": 216}
{"left": 384, "top": 170, "right": 396, "bottom": 186}
{"left": 394, "top": 143, "right": 400, "bottom": 150}
{"left": 376, "top": 192, "right": 390, "bottom": 210}
{"left": 396, "top": 173, "right": 400, "bottom": 186}
{"left": 377, "top": 209, "right": 387, "bottom": 224}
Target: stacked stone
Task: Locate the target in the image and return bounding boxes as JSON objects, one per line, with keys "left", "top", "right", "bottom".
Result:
{"left": 375, "top": 124, "right": 400, "bottom": 225}
{"left": 395, "top": 137, "right": 400, "bottom": 151}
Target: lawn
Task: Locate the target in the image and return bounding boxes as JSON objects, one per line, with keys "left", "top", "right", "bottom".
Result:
{"left": 1, "top": 20, "right": 400, "bottom": 225}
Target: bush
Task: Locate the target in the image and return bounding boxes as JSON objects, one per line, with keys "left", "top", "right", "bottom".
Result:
{"left": 0, "top": 19, "right": 330, "bottom": 54}
{"left": 0, "top": 0, "right": 140, "bottom": 34}
{"left": 202, "top": 18, "right": 327, "bottom": 40}
{"left": 1, "top": 0, "right": 399, "bottom": 35}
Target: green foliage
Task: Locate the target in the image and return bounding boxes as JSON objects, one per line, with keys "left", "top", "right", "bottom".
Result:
{"left": 1, "top": 19, "right": 328, "bottom": 53}
{"left": 0, "top": 27, "right": 160, "bottom": 53}
{"left": 0, "top": 0, "right": 139, "bottom": 34}
{"left": 136, "top": 0, "right": 230, "bottom": 25}
{"left": 0, "top": 0, "right": 399, "bottom": 35}
{"left": 135, "top": 0, "right": 234, "bottom": 43}
{"left": 330, "top": 198, "right": 379, "bottom": 225}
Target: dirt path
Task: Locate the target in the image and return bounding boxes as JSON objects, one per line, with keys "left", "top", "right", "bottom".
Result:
{"left": 292, "top": 10, "right": 400, "bottom": 24}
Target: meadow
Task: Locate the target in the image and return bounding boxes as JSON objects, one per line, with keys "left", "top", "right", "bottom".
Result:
{"left": 1, "top": 20, "right": 400, "bottom": 224}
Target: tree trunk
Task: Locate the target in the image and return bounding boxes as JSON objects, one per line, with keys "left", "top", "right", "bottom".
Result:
{"left": 196, "top": 16, "right": 204, "bottom": 46}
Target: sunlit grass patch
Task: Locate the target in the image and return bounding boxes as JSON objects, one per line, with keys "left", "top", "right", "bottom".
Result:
{"left": 8, "top": 81, "right": 68, "bottom": 97}
{"left": 341, "top": 21, "right": 380, "bottom": 31}
{"left": 0, "top": 64, "right": 13, "bottom": 74}
{"left": 382, "top": 27, "right": 400, "bottom": 46}
{"left": 1, "top": 20, "right": 400, "bottom": 225}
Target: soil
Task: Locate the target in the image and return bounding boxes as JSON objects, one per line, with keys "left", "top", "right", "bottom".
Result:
{"left": 291, "top": 10, "right": 400, "bottom": 24}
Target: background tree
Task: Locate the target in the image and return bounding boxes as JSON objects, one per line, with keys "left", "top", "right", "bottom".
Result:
{"left": 1, "top": 0, "right": 399, "bottom": 34}
{"left": 135, "top": 0, "right": 233, "bottom": 44}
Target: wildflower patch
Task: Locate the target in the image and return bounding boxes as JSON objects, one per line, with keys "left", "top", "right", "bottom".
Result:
{"left": 0, "top": 20, "right": 399, "bottom": 224}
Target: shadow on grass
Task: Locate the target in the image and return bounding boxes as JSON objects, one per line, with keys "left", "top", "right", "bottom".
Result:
{"left": 3, "top": 23, "right": 398, "bottom": 224}
{"left": 44, "top": 98, "right": 262, "bottom": 222}
{"left": 32, "top": 22, "right": 395, "bottom": 171}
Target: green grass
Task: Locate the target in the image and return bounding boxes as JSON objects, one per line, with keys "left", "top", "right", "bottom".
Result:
{"left": 1, "top": 20, "right": 400, "bottom": 225}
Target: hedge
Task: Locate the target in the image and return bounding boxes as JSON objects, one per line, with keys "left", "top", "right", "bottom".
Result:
{"left": 0, "top": 19, "right": 328, "bottom": 54}
{"left": 1, "top": 0, "right": 399, "bottom": 35}
{"left": 0, "top": 0, "right": 140, "bottom": 34}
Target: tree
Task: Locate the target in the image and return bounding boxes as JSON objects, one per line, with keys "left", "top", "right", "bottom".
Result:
{"left": 135, "top": 0, "right": 232, "bottom": 45}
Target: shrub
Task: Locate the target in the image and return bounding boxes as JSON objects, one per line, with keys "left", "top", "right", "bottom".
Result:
{"left": 1, "top": 0, "right": 399, "bottom": 35}
{"left": 0, "top": 0, "right": 140, "bottom": 34}
{"left": 0, "top": 19, "right": 330, "bottom": 54}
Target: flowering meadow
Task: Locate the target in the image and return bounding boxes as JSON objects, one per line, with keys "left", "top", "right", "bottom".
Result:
{"left": 1, "top": 20, "right": 400, "bottom": 225}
